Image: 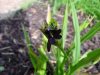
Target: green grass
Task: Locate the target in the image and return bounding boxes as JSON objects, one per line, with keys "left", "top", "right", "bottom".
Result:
{"left": 21, "top": 0, "right": 38, "bottom": 10}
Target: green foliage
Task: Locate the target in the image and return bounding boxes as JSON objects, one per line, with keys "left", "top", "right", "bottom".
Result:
{"left": 81, "top": 22, "right": 100, "bottom": 43}
{"left": 71, "top": 1, "right": 80, "bottom": 65}
{"left": 69, "top": 48, "right": 100, "bottom": 75}
{"left": 80, "top": 19, "right": 91, "bottom": 31}
{"left": 76, "top": 0, "right": 100, "bottom": 20}
{"left": 21, "top": 0, "right": 37, "bottom": 10}
{"left": 49, "top": 18, "right": 58, "bottom": 29}
{"left": 23, "top": 0, "right": 100, "bottom": 75}
{"left": 62, "top": 4, "right": 68, "bottom": 49}
{"left": 22, "top": 26, "right": 47, "bottom": 75}
{"left": 52, "top": 0, "right": 68, "bottom": 14}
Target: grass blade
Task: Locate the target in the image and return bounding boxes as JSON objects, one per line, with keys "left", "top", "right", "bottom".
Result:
{"left": 81, "top": 22, "right": 100, "bottom": 43}
{"left": 80, "top": 17, "right": 93, "bottom": 31}
{"left": 62, "top": 4, "right": 68, "bottom": 49}
{"left": 22, "top": 25, "right": 39, "bottom": 70}
{"left": 69, "top": 22, "right": 100, "bottom": 51}
{"left": 69, "top": 48, "right": 100, "bottom": 74}
{"left": 71, "top": 2, "right": 81, "bottom": 65}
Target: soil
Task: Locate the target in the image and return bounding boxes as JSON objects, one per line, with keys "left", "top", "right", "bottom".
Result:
{"left": 0, "top": 1, "right": 100, "bottom": 75}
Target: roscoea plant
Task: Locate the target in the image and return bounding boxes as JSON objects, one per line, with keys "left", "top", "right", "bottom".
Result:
{"left": 23, "top": 1, "right": 100, "bottom": 75}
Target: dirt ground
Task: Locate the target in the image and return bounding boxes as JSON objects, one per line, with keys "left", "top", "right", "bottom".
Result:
{"left": 0, "top": 1, "right": 100, "bottom": 75}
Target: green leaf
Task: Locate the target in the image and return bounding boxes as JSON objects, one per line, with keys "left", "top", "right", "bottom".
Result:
{"left": 22, "top": 25, "right": 39, "bottom": 69}
{"left": 38, "top": 46, "right": 48, "bottom": 62}
{"left": 55, "top": 48, "right": 64, "bottom": 75}
{"left": 81, "top": 22, "right": 100, "bottom": 43}
{"left": 52, "top": 0, "right": 68, "bottom": 14}
{"left": 22, "top": 25, "right": 45, "bottom": 70}
{"left": 49, "top": 18, "right": 58, "bottom": 29}
{"left": 71, "top": 2, "right": 81, "bottom": 65}
{"left": 80, "top": 18, "right": 92, "bottom": 31}
{"left": 46, "top": 4, "right": 52, "bottom": 25}
{"left": 69, "top": 22, "right": 100, "bottom": 50}
{"left": 62, "top": 4, "right": 68, "bottom": 49}
{"left": 28, "top": 49, "right": 39, "bottom": 70}
{"left": 53, "top": 0, "right": 58, "bottom": 15}
{"left": 69, "top": 48, "right": 100, "bottom": 74}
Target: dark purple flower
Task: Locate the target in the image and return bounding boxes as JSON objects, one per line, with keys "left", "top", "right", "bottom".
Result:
{"left": 44, "top": 29, "right": 62, "bottom": 51}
